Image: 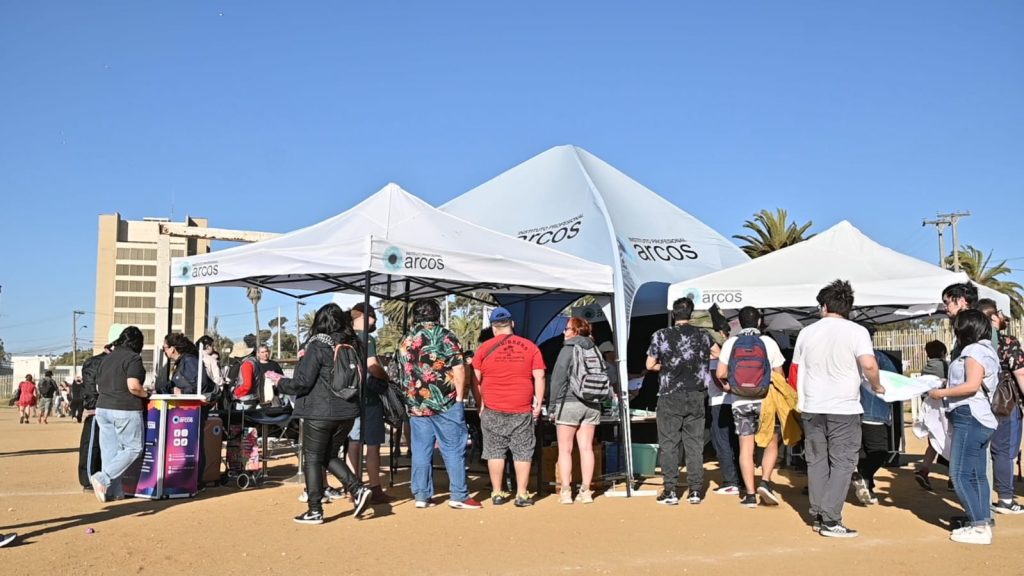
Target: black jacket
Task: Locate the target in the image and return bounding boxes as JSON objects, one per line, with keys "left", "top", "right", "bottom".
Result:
{"left": 277, "top": 335, "right": 360, "bottom": 421}
{"left": 549, "top": 335, "right": 600, "bottom": 406}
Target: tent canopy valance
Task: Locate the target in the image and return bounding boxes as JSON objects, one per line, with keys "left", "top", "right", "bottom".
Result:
{"left": 666, "top": 220, "right": 1011, "bottom": 325}
{"left": 169, "top": 183, "right": 614, "bottom": 300}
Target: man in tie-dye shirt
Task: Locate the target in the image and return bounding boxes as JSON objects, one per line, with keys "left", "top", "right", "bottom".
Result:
{"left": 646, "top": 296, "right": 718, "bottom": 506}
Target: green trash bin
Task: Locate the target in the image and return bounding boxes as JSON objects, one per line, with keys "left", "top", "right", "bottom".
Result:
{"left": 631, "top": 443, "right": 659, "bottom": 476}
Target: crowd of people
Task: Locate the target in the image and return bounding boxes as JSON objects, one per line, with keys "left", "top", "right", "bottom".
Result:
{"left": 12, "top": 370, "right": 85, "bottom": 424}
{"left": 9, "top": 277, "right": 1015, "bottom": 549}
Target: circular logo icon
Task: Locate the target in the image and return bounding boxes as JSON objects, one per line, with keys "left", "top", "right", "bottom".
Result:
{"left": 177, "top": 261, "right": 191, "bottom": 280}
{"left": 171, "top": 416, "right": 180, "bottom": 424}
{"left": 382, "top": 246, "right": 405, "bottom": 273}
{"left": 681, "top": 288, "right": 701, "bottom": 303}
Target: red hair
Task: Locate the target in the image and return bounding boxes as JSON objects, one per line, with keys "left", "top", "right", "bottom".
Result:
{"left": 566, "top": 317, "right": 592, "bottom": 337}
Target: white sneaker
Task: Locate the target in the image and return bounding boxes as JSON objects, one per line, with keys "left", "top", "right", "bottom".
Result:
{"left": 714, "top": 485, "right": 740, "bottom": 495}
{"left": 950, "top": 525, "right": 992, "bottom": 545}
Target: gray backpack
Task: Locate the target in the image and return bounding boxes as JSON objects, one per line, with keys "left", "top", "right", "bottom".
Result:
{"left": 569, "top": 344, "right": 612, "bottom": 403}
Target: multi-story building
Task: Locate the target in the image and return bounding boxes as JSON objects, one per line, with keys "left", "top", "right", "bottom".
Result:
{"left": 93, "top": 214, "right": 210, "bottom": 371}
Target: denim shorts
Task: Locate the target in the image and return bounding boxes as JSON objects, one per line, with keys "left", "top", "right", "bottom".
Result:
{"left": 348, "top": 402, "right": 386, "bottom": 445}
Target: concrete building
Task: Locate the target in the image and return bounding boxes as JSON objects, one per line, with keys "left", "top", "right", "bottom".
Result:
{"left": 93, "top": 214, "right": 210, "bottom": 371}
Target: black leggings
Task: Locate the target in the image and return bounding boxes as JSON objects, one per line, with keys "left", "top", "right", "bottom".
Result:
{"left": 302, "top": 418, "right": 362, "bottom": 511}
{"left": 857, "top": 423, "right": 891, "bottom": 490}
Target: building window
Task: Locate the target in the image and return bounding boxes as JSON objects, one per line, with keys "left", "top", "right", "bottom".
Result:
{"left": 115, "top": 280, "right": 157, "bottom": 293}
{"left": 114, "top": 296, "right": 157, "bottom": 309}
{"left": 114, "top": 312, "right": 156, "bottom": 325}
{"left": 115, "top": 264, "right": 157, "bottom": 277}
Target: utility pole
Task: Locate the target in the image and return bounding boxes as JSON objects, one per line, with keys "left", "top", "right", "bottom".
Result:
{"left": 922, "top": 218, "right": 949, "bottom": 268}
{"left": 276, "top": 306, "right": 282, "bottom": 359}
{"left": 72, "top": 310, "right": 85, "bottom": 375}
{"left": 937, "top": 211, "right": 971, "bottom": 272}
{"left": 296, "top": 300, "right": 306, "bottom": 348}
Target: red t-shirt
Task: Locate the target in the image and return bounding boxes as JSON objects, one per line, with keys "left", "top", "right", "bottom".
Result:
{"left": 475, "top": 335, "right": 546, "bottom": 413}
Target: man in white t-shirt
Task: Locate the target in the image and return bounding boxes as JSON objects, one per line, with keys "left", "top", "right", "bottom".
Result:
{"left": 792, "top": 280, "right": 884, "bottom": 539}
{"left": 716, "top": 306, "right": 786, "bottom": 508}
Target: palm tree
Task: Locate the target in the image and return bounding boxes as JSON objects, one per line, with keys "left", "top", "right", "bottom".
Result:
{"left": 947, "top": 245, "right": 1024, "bottom": 318}
{"left": 733, "top": 209, "right": 814, "bottom": 258}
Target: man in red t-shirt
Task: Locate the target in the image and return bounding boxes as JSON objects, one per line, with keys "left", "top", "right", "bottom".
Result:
{"left": 473, "top": 307, "right": 546, "bottom": 507}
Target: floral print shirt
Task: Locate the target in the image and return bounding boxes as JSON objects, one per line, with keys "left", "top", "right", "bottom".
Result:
{"left": 646, "top": 323, "right": 715, "bottom": 395}
{"left": 997, "top": 333, "right": 1024, "bottom": 374}
{"left": 396, "top": 322, "right": 464, "bottom": 416}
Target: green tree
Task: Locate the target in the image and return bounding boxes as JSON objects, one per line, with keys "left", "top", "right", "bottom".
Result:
{"left": 0, "top": 338, "right": 8, "bottom": 364}
{"left": 205, "top": 317, "right": 235, "bottom": 356}
{"left": 733, "top": 209, "right": 814, "bottom": 258}
{"left": 947, "top": 245, "right": 1024, "bottom": 318}
{"left": 49, "top": 348, "right": 93, "bottom": 367}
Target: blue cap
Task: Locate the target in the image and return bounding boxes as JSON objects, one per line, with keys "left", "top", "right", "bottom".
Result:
{"left": 489, "top": 307, "right": 513, "bottom": 323}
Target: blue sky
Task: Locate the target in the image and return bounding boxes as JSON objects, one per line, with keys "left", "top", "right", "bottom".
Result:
{"left": 1, "top": 2, "right": 1022, "bottom": 354}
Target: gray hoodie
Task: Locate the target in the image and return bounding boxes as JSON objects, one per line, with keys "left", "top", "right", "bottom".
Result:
{"left": 549, "top": 335, "right": 601, "bottom": 406}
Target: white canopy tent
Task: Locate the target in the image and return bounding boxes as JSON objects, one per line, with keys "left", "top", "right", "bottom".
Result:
{"left": 442, "top": 145, "right": 748, "bottom": 495}
{"left": 168, "top": 183, "right": 636, "bottom": 490}
{"left": 666, "top": 220, "right": 1011, "bottom": 324}
{"left": 170, "top": 183, "right": 613, "bottom": 298}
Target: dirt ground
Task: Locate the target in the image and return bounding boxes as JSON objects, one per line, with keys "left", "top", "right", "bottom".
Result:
{"left": 1, "top": 407, "right": 1021, "bottom": 575}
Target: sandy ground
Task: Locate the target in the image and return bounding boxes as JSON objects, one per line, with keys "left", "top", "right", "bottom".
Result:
{"left": 0, "top": 406, "right": 1021, "bottom": 575}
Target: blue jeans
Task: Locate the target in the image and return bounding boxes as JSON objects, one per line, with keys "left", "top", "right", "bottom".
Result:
{"left": 990, "top": 406, "right": 1022, "bottom": 500}
{"left": 410, "top": 402, "right": 469, "bottom": 503}
{"left": 949, "top": 406, "right": 996, "bottom": 526}
{"left": 709, "top": 403, "right": 739, "bottom": 487}
{"left": 94, "top": 408, "right": 144, "bottom": 498}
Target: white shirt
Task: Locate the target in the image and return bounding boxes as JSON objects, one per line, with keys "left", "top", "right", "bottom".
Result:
{"left": 946, "top": 341, "right": 999, "bottom": 430}
{"left": 717, "top": 331, "right": 786, "bottom": 408}
{"left": 794, "top": 317, "right": 874, "bottom": 415}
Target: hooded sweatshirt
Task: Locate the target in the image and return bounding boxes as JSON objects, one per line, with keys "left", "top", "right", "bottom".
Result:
{"left": 549, "top": 335, "right": 601, "bottom": 407}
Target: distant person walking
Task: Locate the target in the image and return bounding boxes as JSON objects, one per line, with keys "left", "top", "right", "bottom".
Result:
{"left": 16, "top": 374, "right": 37, "bottom": 424}
{"left": 36, "top": 370, "right": 58, "bottom": 424}
{"left": 69, "top": 376, "right": 85, "bottom": 423}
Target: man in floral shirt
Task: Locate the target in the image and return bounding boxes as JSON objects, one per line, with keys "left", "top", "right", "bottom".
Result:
{"left": 396, "top": 298, "right": 482, "bottom": 510}
{"left": 646, "top": 296, "right": 718, "bottom": 506}
{"left": 977, "top": 299, "right": 1024, "bottom": 514}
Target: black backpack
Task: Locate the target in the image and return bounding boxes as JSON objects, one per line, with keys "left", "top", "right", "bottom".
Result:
{"left": 329, "top": 344, "right": 362, "bottom": 401}
{"left": 38, "top": 377, "right": 57, "bottom": 398}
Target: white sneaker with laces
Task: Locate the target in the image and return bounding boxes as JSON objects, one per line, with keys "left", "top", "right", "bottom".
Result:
{"left": 950, "top": 525, "right": 992, "bottom": 545}
{"left": 714, "top": 485, "right": 740, "bottom": 496}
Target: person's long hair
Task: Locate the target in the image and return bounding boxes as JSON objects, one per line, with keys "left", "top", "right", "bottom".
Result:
{"left": 164, "top": 333, "right": 198, "bottom": 358}
{"left": 112, "top": 326, "right": 145, "bottom": 354}
{"left": 305, "top": 303, "right": 361, "bottom": 353}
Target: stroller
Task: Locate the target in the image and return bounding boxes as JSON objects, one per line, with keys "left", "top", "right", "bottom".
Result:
{"left": 223, "top": 387, "right": 293, "bottom": 489}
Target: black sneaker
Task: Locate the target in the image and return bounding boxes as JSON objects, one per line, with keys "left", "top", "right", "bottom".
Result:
{"left": 811, "top": 515, "right": 822, "bottom": 533}
{"left": 687, "top": 489, "right": 704, "bottom": 505}
{"left": 293, "top": 510, "right": 324, "bottom": 525}
{"left": 351, "top": 486, "right": 372, "bottom": 518}
{"left": 757, "top": 480, "right": 780, "bottom": 506}
{"left": 992, "top": 501, "right": 1024, "bottom": 515}
{"left": 740, "top": 494, "right": 758, "bottom": 508}
{"left": 656, "top": 490, "right": 679, "bottom": 505}
{"left": 819, "top": 522, "right": 858, "bottom": 538}
{"left": 914, "top": 469, "right": 933, "bottom": 491}
{"left": 491, "top": 491, "right": 511, "bottom": 506}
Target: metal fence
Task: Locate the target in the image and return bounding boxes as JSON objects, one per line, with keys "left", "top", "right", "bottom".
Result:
{"left": 874, "top": 318, "right": 1023, "bottom": 374}
{"left": 0, "top": 371, "right": 13, "bottom": 398}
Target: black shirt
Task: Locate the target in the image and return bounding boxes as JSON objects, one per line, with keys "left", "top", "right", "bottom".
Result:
{"left": 96, "top": 347, "right": 148, "bottom": 411}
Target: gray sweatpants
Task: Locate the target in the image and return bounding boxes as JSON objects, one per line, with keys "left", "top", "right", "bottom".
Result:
{"left": 802, "top": 413, "right": 862, "bottom": 525}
